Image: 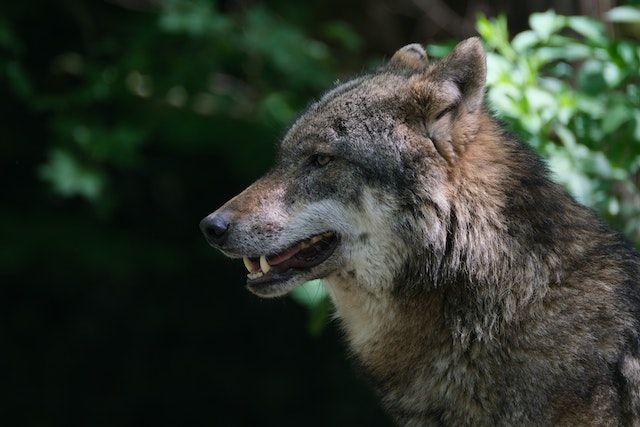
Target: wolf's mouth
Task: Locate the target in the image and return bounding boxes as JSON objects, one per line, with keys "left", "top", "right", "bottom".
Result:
{"left": 241, "top": 231, "right": 339, "bottom": 287}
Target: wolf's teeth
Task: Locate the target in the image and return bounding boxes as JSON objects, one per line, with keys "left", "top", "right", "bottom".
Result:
{"left": 247, "top": 271, "right": 264, "bottom": 280}
{"left": 259, "top": 255, "right": 271, "bottom": 273}
{"left": 310, "top": 235, "right": 322, "bottom": 244}
{"left": 242, "top": 256, "right": 253, "bottom": 273}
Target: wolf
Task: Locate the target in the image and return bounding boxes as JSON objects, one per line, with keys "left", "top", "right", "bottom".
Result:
{"left": 200, "top": 38, "right": 640, "bottom": 425}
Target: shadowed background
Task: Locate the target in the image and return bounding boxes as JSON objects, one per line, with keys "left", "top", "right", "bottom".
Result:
{"left": 2, "top": 0, "right": 639, "bottom": 425}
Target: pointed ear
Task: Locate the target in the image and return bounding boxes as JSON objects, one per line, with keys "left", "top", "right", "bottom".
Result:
{"left": 406, "top": 38, "right": 487, "bottom": 163}
{"left": 428, "top": 37, "right": 486, "bottom": 109}
{"left": 389, "top": 43, "right": 429, "bottom": 72}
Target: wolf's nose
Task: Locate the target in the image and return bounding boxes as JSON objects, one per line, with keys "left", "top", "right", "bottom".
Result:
{"left": 200, "top": 211, "right": 231, "bottom": 245}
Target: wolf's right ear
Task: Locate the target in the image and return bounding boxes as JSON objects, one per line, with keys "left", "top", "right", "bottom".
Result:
{"left": 407, "top": 38, "right": 487, "bottom": 162}
{"left": 389, "top": 43, "right": 429, "bottom": 72}
{"left": 423, "top": 37, "right": 486, "bottom": 110}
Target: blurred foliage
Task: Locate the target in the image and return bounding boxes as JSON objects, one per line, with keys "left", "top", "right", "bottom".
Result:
{"left": 476, "top": 10, "right": 640, "bottom": 241}
{"left": 290, "top": 279, "right": 330, "bottom": 335}
{"left": 2, "top": 0, "right": 361, "bottom": 210}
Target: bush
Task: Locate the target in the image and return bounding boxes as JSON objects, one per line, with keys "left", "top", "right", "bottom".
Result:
{"left": 477, "top": 11, "right": 640, "bottom": 241}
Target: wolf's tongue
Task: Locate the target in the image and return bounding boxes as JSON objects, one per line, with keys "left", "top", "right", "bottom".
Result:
{"left": 267, "top": 243, "right": 303, "bottom": 266}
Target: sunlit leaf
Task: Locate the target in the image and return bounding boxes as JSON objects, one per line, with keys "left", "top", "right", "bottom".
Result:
{"left": 606, "top": 6, "right": 640, "bottom": 23}
{"left": 529, "top": 10, "right": 566, "bottom": 41}
{"left": 511, "top": 31, "right": 539, "bottom": 52}
{"left": 567, "top": 16, "right": 607, "bottom": 44}
{"left": 291, "top": 279, "right": 329, "bottom": 308}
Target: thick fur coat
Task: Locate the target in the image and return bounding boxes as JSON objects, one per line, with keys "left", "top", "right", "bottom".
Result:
{"left": 201, "top": 38, "right": 640, "bottom": 425}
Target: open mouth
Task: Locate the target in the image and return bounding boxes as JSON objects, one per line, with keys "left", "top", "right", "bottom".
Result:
{"left": 241, "top": 231, "right": 339, "bottom": 287}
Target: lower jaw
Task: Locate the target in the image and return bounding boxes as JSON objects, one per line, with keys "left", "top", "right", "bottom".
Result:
{"left": 246, "top": 277, "right": 301, "bottom": 298}
{"left": 246, "top": 268, "right": 298, "bottom": 288}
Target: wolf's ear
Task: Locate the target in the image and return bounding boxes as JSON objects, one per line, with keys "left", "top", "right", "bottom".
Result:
{"left": 427, "top": 37, "right": 486, "bottom": 109}
{"left": 389, "top": 43, "right": 429, "bottom": 72}
{"left": 408, "top": 38, "right": 487, "bottom": 162}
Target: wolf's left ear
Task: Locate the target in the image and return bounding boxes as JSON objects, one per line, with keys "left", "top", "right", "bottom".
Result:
{"left": 427, "top": 37, "right": 486, "bottom": 110}
{"left": 389, "top": 43, "right": 429, "bottom": 72}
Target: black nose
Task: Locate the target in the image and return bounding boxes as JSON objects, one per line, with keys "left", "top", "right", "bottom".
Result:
{"left": 200, "top": 211, "right": 231, "bottom": 245}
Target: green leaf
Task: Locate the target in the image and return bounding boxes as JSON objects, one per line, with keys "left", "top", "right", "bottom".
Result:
{"left": 603, "top": 62, "right": 624, "bottom": 87}
{"left": 485, "top": 52, "right": 513, "bottom": 85}
{"left": 511, "top": 31, "right": 539, "bottom": 53}
{"left": 529, "top": 11, "right": 566, "bottom": 41}
{"left": 577, "top": 60, "right": 607, "bottom": 94}
{"left": 426, "top": 41, "right": 456, "bottom": 58}
{"left": 536, "top": 44, "right": 591, "bottom": 63}
{"left": 291, "top": 280, "right": 331, "bottom": 336}
{"left": 38, "top": 150, "right": 105, "bottom": 201}
{"left": 477, "top": 14, "right": 514, "bottom": 59}
{"left": 601, "top": 104, "right": 632, "bottom": 135}
{"left": 606, "top": 6, "right": 640, "bottom": 23}
{"left": 525, "top": 86, "right": 558, "bottom": 112}
{"left": 290, "top": 279, "right": 328, "bottom": 308}
{"left": 615, "top": 42, "right": 640, "bottom": 68}
{"left": 567, "top": 16, "right": 607, "bottom": 44}
{"left": 555, "top": 125, "right": 576, "bottom": 146}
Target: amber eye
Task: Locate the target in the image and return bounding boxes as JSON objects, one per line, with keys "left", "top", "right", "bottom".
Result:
{"left": 314, "top": 154, "right": 332, "bottom": 167}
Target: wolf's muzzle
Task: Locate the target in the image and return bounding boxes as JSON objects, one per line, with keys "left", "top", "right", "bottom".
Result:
{"left": 200, "top": 210, "right": 232, "bottom": 246}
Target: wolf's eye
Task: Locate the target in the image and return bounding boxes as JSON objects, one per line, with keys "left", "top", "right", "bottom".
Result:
{"left": 435, "top": 104, "right": 455, "bottom": 121}
{"left": 313, "top": 154, "right": 332, "bottom": 167}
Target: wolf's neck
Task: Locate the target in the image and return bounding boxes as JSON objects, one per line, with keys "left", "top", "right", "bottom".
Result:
{"left": 414, "top": 114, "right": 583, "bottom": 343}
{"left": 325, "top": 273, "right": 451, "bottom": 384}
{"left": 328, "top": 114, "right": 595, "bottom": 350}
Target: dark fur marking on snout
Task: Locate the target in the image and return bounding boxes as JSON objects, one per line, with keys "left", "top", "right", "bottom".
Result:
{"left": 358, "top": 233, "right": 370, "bottom": 243}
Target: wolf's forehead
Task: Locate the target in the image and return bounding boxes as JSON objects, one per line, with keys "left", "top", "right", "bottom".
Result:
{"left": 315, "top": 73, "right": 407, "bottom": 112}
{"left": 282, "top": 73, "right": 408, "bottom": 145}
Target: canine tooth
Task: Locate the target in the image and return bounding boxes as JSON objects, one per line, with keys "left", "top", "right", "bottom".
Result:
{"left": 243, "top": 256, "right": 253, "bottom": 272}
{"left": 310, "top": 235, "right": 322, "bottom": 244}
{"left": 260, "top": 255, "right": 271, "bottom": 273}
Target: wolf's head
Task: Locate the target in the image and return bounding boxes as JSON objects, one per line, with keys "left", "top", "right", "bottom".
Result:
{"left": 201, "top": 38, "right": 489, "bottom": 298}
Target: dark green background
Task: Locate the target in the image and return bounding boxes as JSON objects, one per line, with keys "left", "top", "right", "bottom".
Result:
{"left": 2, "top": 1, "right": 639, "bottom": 425}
